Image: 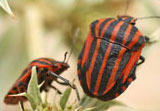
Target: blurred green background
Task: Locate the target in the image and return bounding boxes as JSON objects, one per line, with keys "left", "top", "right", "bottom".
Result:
{"left": 0, "top": 0, "right": 160, "bottom": 111}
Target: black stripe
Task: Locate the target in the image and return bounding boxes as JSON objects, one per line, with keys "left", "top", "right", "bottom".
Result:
{"left": 102, "top": 21, "right": 119, "bottom": 39}
{"left": 31, "top": 60, "right": 51, "bottom": 65}
{"left": 77, "top": 63, "right": 81, "bottom": 71}
{"left": 115, "top": 51, "right": 131, "bottom": 81}
{"left": 125, "top": 26, "right": 138, "bottom": 46}
{"left": 78, "top": 43, "right": 85, "bottom": 65}
{"left": 26, "top": 75, "right": 31, "bottom": 84}
{"left": 77, "top": 44, "right": 85, "bottom": 80}
{"left": 115, "top": 22, "right": 129, "bottom": 44}
{"left": 98, "top": 18, "right": 113, "bottom": 36}
{"left": 131, "top": 36, "right": 145, "bottom": 51}
{"left": 42, "top": 58, "right": 53, "bottom": 64}
{"left": 91, "top": 20, "right": 99, "bottom": 38}
{"left": 98, "top": 42, "right": 122, "bottom": 95}
{"left": 78, "top": 74, "right": 81, "bottom": 80}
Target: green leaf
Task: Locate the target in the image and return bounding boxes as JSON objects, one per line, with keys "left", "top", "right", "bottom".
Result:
{"left": 25, "top": 94, "right": 38, "bottom": 110}
{"left": 60, "top": 87, "right": 72, "bottom": 109}
{"left": 0, "top": 0, "right": 14, "bottom": 16}
{"left": 27, "top": 66, "right": 42, "bottom": 110}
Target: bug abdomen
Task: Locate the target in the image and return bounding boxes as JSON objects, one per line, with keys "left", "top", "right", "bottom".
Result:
{"left": 4, "top": 82, "right": 28, "bottom": 104}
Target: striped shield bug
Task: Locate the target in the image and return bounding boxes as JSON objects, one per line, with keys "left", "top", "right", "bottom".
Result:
{"left": 4, "top": 29, "right": 80, "bottom": 105}
{"left": 4, "top": 53, "right": 74, "bottom": 104}
{"left": 77, "top": 14, "right": 160, "bottom": 101}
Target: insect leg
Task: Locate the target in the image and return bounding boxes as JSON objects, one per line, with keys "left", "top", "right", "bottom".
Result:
{"left": 50, "top": 72, "right": 80, "bottom": 101}
{"left": 50, "top": 85, "right": 62, "bottom": 94}
{"left": 19, "top": 101, "right": 25, "bottom": 111}
{"left": 55, "top": 80, "right": 80, "bottom": 101}
{"left": 72, "top": 84, "right": 80, "bottom": 101}
{"left": 137, "top": 56, "right": 145, "bottom": 66}
{"left": 48, "top": 71, "right": 74, "bottom": 88}
{"left": 55, "top": 79, "right": 70, "bottom": 86}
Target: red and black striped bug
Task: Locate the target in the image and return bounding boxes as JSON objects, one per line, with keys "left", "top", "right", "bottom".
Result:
{"left": 4, "top": 53, "right": 75, "bottom": 104}
{"left": 77, "top": 14, "right": 160, "bottom": 101}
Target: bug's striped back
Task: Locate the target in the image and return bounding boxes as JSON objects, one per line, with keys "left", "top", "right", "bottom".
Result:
{"left": 78, "top": 17, "right": 146, "bottom": 98}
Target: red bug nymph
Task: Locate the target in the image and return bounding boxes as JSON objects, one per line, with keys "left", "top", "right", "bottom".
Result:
{"left": 4, "top": 56, "right": 73, "bottom": 104}
{"left": 77, "top": 15, "right": 148, "bottom": 101}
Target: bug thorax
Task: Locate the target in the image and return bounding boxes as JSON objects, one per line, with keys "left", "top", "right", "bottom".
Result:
{"left": 117, "top": 15, "right": 136, "bottom": 25}
{"left": 52, "top": 61, "right": 70, "bottom": 73}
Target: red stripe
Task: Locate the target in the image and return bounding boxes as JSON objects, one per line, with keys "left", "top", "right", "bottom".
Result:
{"left": 81, "top": 31, "right": 94, "bottom": 68}
{"left": 128, "top": 78, "right": 133, "bottom": 82}
{"left": 115, "top": 93, "right": 119, "bottom": 97}
{"left": 78, "top": 69, "right": 81, "bottom": 75}
{"left": 121, "top": 86, "right": 126, "bottom": 91}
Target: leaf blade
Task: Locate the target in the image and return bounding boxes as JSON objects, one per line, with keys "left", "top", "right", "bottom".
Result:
{"left": 27, "top": 66, "right": 42, "bottom": 110}
{"left": 60, "top": 87, "right": 72, "bottom": 109}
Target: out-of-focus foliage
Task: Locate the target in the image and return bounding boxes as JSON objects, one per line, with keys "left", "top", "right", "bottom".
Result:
{"left": 0, "top": 0, "right": 160, "bottom": 111}
{"left": 0, "top": 0, "right": 13, "bottom": 16}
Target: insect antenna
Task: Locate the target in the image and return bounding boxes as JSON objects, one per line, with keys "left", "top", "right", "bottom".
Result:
{"left": 124, "top": 0, "right": 130, "bottom": 15}
{"left": 136, "top": 16, "right": 160, "bottom": 20}
{"left": 63, "top": 51, "right": 68, "bottom": 63}
{"left": 66, "top": 28, "right": 80, "bottom": 63}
